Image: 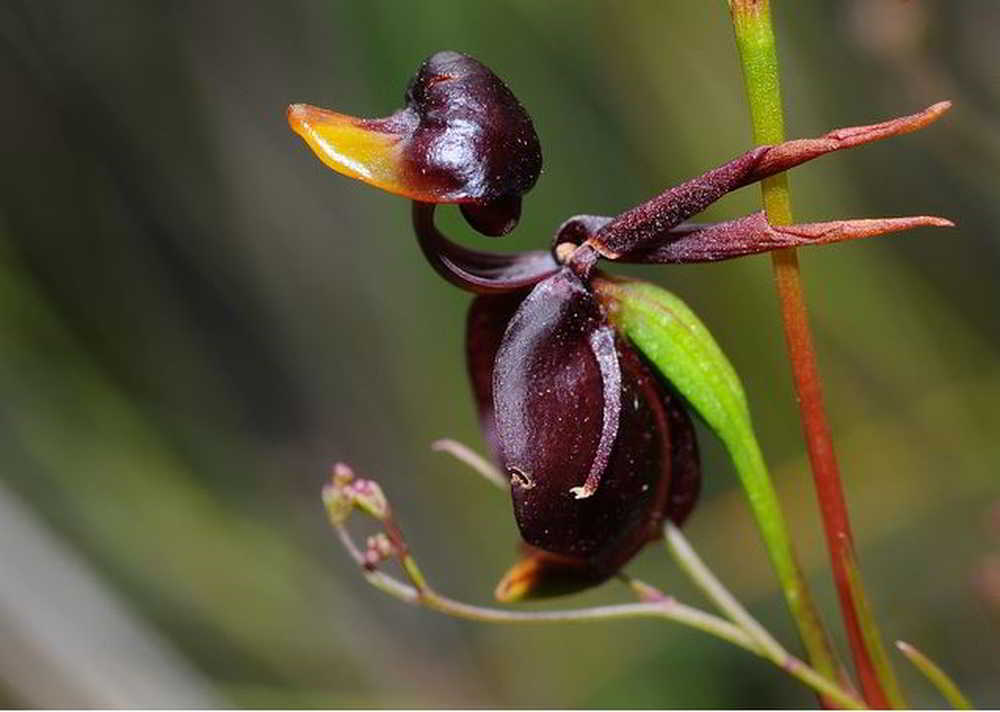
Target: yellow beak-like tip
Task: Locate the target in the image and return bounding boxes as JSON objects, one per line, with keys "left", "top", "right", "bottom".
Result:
{"left": 287, "top": 102, "right": 416, "bottom": 199}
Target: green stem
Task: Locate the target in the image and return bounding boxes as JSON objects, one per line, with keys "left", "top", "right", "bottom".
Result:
{"left": 432, "top": 438, "right": 508, "bottom": 489}
{"left": 664, "top": 524, "right": 865, "bottom": 710}
{"left": 727, "top": 1, "right": 904, "bottom": 707}
{"left": 729, "top": 428, "right": 842, "bottom": 691}
{"left": 335, "top": 518, "right": 864, "bottom": 708}
{"left": 665, "top": 522, "right": 785, "bottom": 660}
{"left": 896, "top": 641, "right": 974, "bottom": 710}
{"left": 333, "top": 519, "right": 753, "bottom": 645}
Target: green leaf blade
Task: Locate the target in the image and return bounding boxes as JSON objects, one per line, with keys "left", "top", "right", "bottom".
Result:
{"left": 594, "top": 275, "right": 839, "bottom": 687}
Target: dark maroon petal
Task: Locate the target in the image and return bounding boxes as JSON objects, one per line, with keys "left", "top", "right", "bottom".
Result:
{"left": 494, "top": 330, "right": 701, "bottom": 585}
{"left": 554, "top": 214, "right": 705, "bottom": 252}
{"left": 568, "top": 322, "right": 620, "bottom": 499}
{"left": 413, "top": 202, "right": 559, "bottom": 294}
{"left": 466, "top": 291, "right": 527, "bottom": 465}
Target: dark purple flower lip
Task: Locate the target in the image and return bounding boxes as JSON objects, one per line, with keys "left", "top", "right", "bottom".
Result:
{"left": 290, "top": 51, "right": 541, "bottom": 235}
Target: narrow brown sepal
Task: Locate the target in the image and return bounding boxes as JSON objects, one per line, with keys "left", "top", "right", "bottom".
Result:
{"left": 586, "top": 102, "right": 952, "bottom": 259}
{"left": 751, "top": 101, "right": 952, "bottom": 180}
{"left": 621, "top": 212, "right": 954, "bottom": 264}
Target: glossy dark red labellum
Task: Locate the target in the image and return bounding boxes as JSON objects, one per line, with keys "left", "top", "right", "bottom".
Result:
{"left": 399, "top": 51, "right": 542, "bottom": 235}
{"left": 290, "top": 51, "right": 542, "bottom": 236}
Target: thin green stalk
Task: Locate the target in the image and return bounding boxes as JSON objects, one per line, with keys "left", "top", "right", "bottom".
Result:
{"left": 896, "top": 641, "right": 974, "bottom": 710}
{"left": 727, "top": 1, "right": 904, "bottom": 707}
{"left": 729, "top": 423, "right": 840, "bottom": 684}
{"left": 334, "top": 517, "right": 864, "bottom": 708}
{"left": 843, "top": 546, "right": 905, "bottom": 705}
{"left": 432, "top": 438, "right": 508, "bottom": 489}
{"left": 664, "top": 524, "right": 865, "bottom": 710}
{"left": 333, "top": 518, "right": 753, "bottom": 645}
{"left": 665, "top": 522, "right": 784, "bottom": 657}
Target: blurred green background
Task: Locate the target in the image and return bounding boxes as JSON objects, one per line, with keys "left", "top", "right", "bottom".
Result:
{"left": 1, "top": 0, "right": 998, "bottom": 707}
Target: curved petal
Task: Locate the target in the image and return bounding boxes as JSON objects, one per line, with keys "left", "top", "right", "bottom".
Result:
{"left": 413, "top": 203, "right": 558, "bottom": 294}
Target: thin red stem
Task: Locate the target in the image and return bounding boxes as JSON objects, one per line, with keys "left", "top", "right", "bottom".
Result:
{"left": 771, "top": 247, "right": 889, "bottom": 708}
{"left": 728, "top": 0, "right": 903, "bottom": 703}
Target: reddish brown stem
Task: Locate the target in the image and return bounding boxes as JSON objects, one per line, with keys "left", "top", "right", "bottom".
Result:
{"left": 771, "top": 247, "right": 890, "bottom": 708}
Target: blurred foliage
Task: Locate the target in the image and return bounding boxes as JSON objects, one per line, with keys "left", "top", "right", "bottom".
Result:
{"left": 1, "top": 0, "right": 998, "bottom": 707}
